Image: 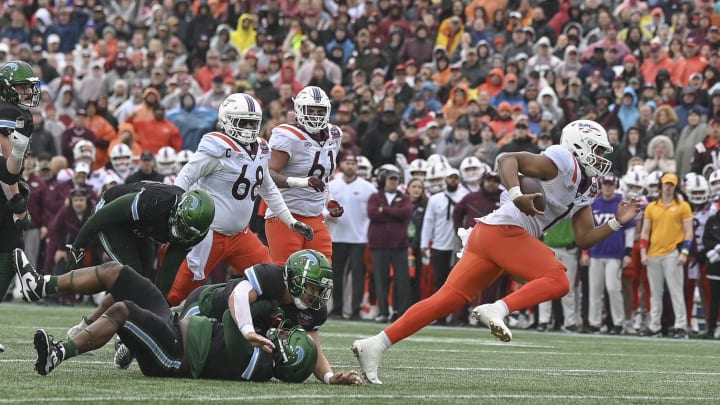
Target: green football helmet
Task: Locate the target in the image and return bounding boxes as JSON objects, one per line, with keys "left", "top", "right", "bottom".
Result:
{"left": 269, "top": 324, "right": 318, "bottom": 383}
{"left": 168, "top": 189, "right": 215, "bottom": 245}
{"left": 0, "top": 61, "right": 40, "bottom": 108}
{"left": 284, "top": 249, "right": 333, "bottom": 310}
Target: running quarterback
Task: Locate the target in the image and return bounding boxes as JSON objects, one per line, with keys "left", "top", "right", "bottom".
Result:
{"left": 352, "top": 119, "right": 641, "bottom": 384}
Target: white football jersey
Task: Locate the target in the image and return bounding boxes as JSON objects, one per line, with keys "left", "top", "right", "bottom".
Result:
{"left": 266, "top": 123, "right": 342, "bottom": 217}
{"left": 175, "top": 131, "right": 284, "bottom": 236}
{"left": 481, "top": 145, "right": 597, "bottom": 238}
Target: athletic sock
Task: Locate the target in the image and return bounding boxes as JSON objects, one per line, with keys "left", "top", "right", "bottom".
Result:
{"left": 61, "top": 340, "right": 77, "bottom": 359}
{"left": 44, "top": 276, "right": 58, "bottom": 295}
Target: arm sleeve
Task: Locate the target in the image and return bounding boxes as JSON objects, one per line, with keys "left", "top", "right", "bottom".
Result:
{"left": 173, "top": 151, "right": 221, "bottom": 190}
{"left": 72, "top": 194, "right": 137, "bottom": 249}
{"left": 229, "top": 280, "right": 255, "bottom": 331}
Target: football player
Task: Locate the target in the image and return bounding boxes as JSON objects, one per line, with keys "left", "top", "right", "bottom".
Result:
{"left": 63, "top": 182, "right": 215, "bottom": 293}
{"left": 167, "top": 93, "right": 314, "bottom": 306}
{"left": 108, "top": 143, "right": 134, "bottom": 183}
{"left": 352, "top": 120, "right": 641, "bottom": 384}
{"left": 178, "top": 249, "right": 362, "bottom": 385}
{"left": 684, "top": 173, "right": 715, "bottom": 334}
{"left": 0, "top": 61, "right": 39, "bottom": 353}
{"left": 13, "top": 249, "right": 319, "bottom": 382}
{"left": 267, "top": 86, "right": 344, "bottom": 264}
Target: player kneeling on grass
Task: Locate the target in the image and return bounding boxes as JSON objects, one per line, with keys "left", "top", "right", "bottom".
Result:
{"left": 351, "top": 119, "right": 642, "bottom": 384}
{"left": 177, "top": 248, "right": 363, "bottom": 385}
{"left": 13, "top": 249, "right": 318, "bottom": 382}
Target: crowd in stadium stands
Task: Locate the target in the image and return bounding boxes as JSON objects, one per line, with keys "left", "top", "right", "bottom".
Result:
{"left": 3, "top": 0, "right": 720, "bottom": 339}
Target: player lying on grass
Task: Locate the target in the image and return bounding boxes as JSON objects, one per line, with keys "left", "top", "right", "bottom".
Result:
{"left": 13, "top": 249, "right": 318, "bottom": 382}
{"left": 176, "top": 248, "right": 363, "bottom": 385}
{"left": 352, "top": 120, "right": 642, "bottom": 384}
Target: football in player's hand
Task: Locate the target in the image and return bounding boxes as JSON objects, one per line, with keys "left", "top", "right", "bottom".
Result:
{"left": 519, "top": 176, "right": 546, "bottom": 211}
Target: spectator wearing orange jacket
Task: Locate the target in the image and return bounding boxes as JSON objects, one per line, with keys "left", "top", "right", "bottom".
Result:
{"left": 131, "top": 104, "right": 182, "bottom": 154}
{"left": 127, "top": 87, "right": 162, "bottom": 122}
{"left": 489, "top": 102, "right": 516, "bottom": 143}
{"left": 441, "top": 84, "right": 471, "bottom": 124}
{"left": 677, "top": 38, "right": 708, "bottom": 87}
{"left": 85, "top": 101, "right": 117, "bottom": 170}
{"left": 476, "top": 68, "right": 505, "bottom": 98}
{"left": 640, "top": 40, "right": 682, "bottom": 87}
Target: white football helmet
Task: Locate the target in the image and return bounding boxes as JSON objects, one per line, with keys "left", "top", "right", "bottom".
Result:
{"left": 175, "top": 150, "right": 193, "bottom": 173}
{"left": 426, "top": 153, "right": 449, "bottom": 168}
{"left": 356, "top": 155, "right": 373, "bottom": 179}
{"left": 709, "top": 170, "right": 720, "bottom": 196}
{"left": 621, "top": 170, "right": 645, "bottom": 198}
{"left": 218, "top": 93, "right": 263, "bottom": 144}
{"left": 459, "top": 156, "right": 487, "bottom": 183}
{"left": 376, "top": 163, "right": 402, "bottom": 178}
{"left": 408, "top": 158, "right": 429, "bottom": 180}
{"left": 425, "top": 163, "right": 449, "bottom": 194}
{"left": 73, "top": 140, "right": 96, "bottom": 163}
{"left": 109, "top": 143, "right": 132, "bottom": 174}
{"left": 645, "top": 170, "right": 663, "bottom": 199}
{"left": 560, "top": 119, "right": 613, "bottom": 178}
{"left": 685, "top": 174, "right": 710, "bottom": 205}
{"left": 155, "top": 147, "right": 178, "bottom": 176}
{"left": 293, "top": 86, "right": 330, "bottom": 134}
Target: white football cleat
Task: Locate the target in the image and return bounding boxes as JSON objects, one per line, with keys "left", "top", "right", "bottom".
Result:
{"left": 472, "top": 303, "right": 512, "bottom": 342}
{"left": 13, "top": 248, "right": 45, "bottom": 302}
{"left": 351, "top": 337, "right": 386, "bottom": 384}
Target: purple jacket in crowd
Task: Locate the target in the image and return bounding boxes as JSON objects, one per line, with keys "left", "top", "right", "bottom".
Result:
{"left": 367, "top": 190, "right": 413, "bottom": 249}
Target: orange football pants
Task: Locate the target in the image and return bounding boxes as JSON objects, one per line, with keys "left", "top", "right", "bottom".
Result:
{"left": 265, "top": 214, "right": 332, "bottom": 265}
{"left": 385, "top": 222, "right": 570, "bottom": 344}
{"left": 167, "top": 230, "right": 271, "bottom": 306}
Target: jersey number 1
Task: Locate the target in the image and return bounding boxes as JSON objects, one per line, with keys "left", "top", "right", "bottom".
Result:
{"left": 232, "top": 165, "right": 264, "bottom": 201}
{"left": 307, "top": 150, "right": 335, "bottom": 183}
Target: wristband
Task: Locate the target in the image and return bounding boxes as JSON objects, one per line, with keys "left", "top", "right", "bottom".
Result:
{"left": 639, "top": 239, "right": 649, "bottom": 249}
{"left": 508, "top": 186, "right": 522, "bottom": 201}
{"left": 607, "top": 217, "right": 623, "bottom": 231}
{"left": 624, "top": 247, "right": 632, "bottom": 257}
{"left": 682, "top": 240, "right": 692, "bottom": 251}
{"left": 680, "top": 249, "right": 690, "bottom": 256}
{"left": 239, "top": 324, "right": 255, "bottom": 339}
{"left": 323, "top": 371, "right": 334, "bottom": 385}
{"left": 287, "top": 177, "right": 309, "bottom": 188}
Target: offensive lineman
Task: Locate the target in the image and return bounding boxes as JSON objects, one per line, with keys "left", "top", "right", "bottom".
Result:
{"left": 167, "top": 93, "right": 314, "bottom": 305}
{"left": 267, "top": 86, "right": 344, "bottom": 264}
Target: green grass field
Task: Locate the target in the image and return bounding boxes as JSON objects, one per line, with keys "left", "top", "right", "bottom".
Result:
{"left": 1, "top": 302, "right": 719, "bottom": 404}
